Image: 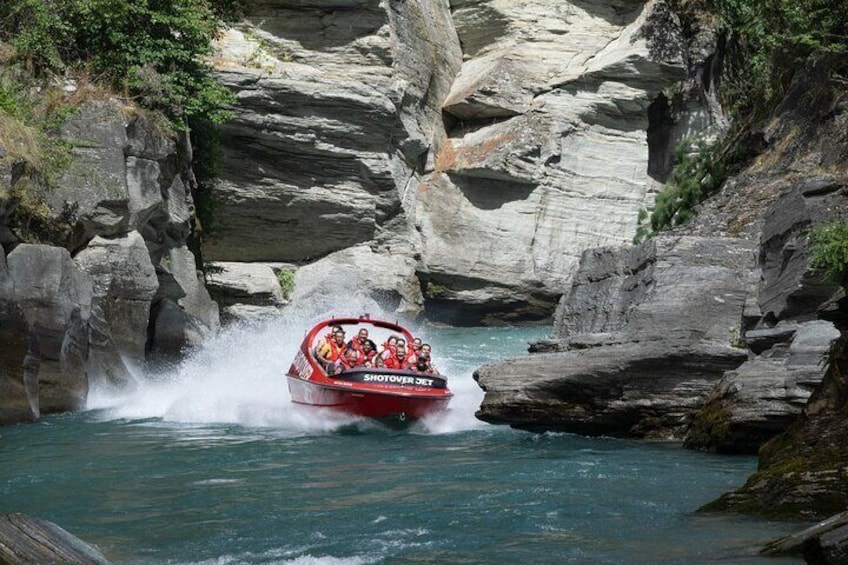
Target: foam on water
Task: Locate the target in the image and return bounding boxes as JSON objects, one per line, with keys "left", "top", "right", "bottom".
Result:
{"left": 87, "top": 307, "right": 489, "bottom": 435}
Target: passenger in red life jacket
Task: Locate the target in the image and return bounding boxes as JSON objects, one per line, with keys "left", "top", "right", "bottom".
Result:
{"left": 376, "top": 335, "right": 399, "bottom": 368}
{"left": 335, "top": 348, "right": 361, "bottom": 374}
{"left": 359, "top": 339, "right": 377, "bottom": 367}
{"left": 315, "top": 327, "right": 347, "bottom": 374}
{"left": 383, "top": 344, "right": 408, "bottom": 370}
{"left": 407, "top": 337, "right": 423, "bottom": 365}
{"left": 314, "top": 325, "right": 343, "bottom": 357}
{"left": 347, "top": 328, "right": 376, "bottom": 354}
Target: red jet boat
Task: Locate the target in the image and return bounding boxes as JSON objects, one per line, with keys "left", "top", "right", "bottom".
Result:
{"left": 286, "top": 316, "right": 452, "bottom": 423}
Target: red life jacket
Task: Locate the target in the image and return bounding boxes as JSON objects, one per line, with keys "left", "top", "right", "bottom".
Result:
{"left": 407, "top": 348, "right": 419, "bottom": 365}
{"left": 327, "top": 339, "right": 347, "bottom": 362}
{"left": 383, "top": 353, "right": 405, "bottom": 370}
{"left": 339, "top": 354, "right": 358, "bottom": 370}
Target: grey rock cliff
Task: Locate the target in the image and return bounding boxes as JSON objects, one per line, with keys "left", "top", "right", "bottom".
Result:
{"left": 0, "top": 99, "right": 218, "bottom": 421}
{"left": 475, "top": 235, "right": 756, "bottom": 438}
{"left": 205, "top": 0, "right": 723, "bottom": 324}
{"left": 5, "top": 245, "right": 92, "bottom": 415}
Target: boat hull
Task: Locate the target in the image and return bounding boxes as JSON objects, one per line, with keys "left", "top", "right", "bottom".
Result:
{"left": 287, "top": 376, "right": 450, "bottom": 422}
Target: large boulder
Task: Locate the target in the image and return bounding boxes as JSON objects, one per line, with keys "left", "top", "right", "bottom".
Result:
{"left": 703, "top": 351, "right": 848, "bottom": 520}
{"left": 289, "top": 243, "right": 423, "bottom": 319}
{"left": 6, "top": 244, "right": 92, "bottom": 414}
{"left": 0, "top": 250, "right": 40, "bottom": 423}
{"left": 205, "top": 261, "right": 287, "bottom": 323}
{"left": 475, "top": 235, "right": 756, "bottom": 438}
{"left": 685, "top": 320, "right": 840, "bottom": 453}
{"left": 148, "top": 245, "right": 219, "bottom": 358}
{"left": 74, "top": 232, "right": 158, "bottom": 362}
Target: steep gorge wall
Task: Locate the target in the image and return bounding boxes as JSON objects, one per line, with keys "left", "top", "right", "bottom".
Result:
{"left": 1, "top": 0, "right": 727, "bottom": 423}
{"left": 206, "top": 0, "right": 720, "bottom": 324}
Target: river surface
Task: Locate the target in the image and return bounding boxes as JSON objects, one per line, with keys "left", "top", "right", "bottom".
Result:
{"left": 0, "top": 316, "right": 805, "bottom": 564}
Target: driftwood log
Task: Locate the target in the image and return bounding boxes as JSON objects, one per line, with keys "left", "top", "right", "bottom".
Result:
{"left": 0, "top": 513, "right": 110, "bottom": 564}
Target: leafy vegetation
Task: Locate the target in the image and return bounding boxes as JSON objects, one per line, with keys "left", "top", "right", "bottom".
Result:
{"left": 0, "top": 0, "right": 237, "bottom": 241}
{"left": 640, "top": 0, "right": 847, "bottom": 239}
{"left": 0, "top": 0, "right": 235, "bottom": 126}
{"left": 635, "top": 139, "right": 731, "bottom": 241}
{"left": 275, "top": 269, "right": 295, "bottom": 299}
{"left": 697, "top": 0, "right": 848, "bottom": 123}
{"left": 809, "top": 220, "right": 848, "bottom": 284}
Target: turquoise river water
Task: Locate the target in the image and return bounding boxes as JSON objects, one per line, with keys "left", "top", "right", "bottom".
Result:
{"left": 0, "top": 315, "right": 806, "bottom": 564}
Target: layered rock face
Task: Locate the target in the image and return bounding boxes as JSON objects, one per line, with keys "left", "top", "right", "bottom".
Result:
{"left": 0, "top": 100, "right": 218, "bottom": 421}
{"left": 205, "top": 0, "right": 461, "bottom": 262}
{"left": 475, "top": 235, "right": 755, "bottom": 438}
{"left": 694, "top": 66, "right": 848, "bottom": 518}
{"left": 207, "top": 0, "right": 720, "bottom": 324}
{"left": 415, "top": 0, "right": 702, "bottom": 324}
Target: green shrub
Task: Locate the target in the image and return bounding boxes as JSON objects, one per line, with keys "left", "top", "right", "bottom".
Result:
{"left": 0, "top": 0, "right": 235, "bottom": 126}
{"left": 698, "top": 0, "right": 848, "bottom": 122}
{"left": 642, "top": 139, "right": 728, "bottom": 236}
{"left": 276, "top": 269, "right": 295, "bottom": 299}
{"left": 809, "top": 220, "right": 848, "bottom": 284}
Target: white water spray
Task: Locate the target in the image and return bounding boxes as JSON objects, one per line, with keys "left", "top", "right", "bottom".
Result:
{"left": 87, "top": 309, "right": 488, "bottom": 435}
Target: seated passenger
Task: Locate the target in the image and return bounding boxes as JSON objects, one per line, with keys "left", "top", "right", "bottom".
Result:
{"left": 332, "top": 348, "right": 361, "bottom": 374}
{"left": 376, "top": 336, "right": 399, "bottom": 368}
{"left": 420, "top": 343, "right": 440, "bottom": 375}
{"left": 347, "top": 328, "right": 371, "bottom": 353}
{"left": 383, "top": 344, "right": 408, "bottom": 370}
{"left": 413, "top": 353, "right": 434, "bottom": 374}
{"left": 360, "top": 339, "right": 377, "bottom": 367}
{"left": 407, "top": 338, "right": 423, "bottom": 365}
{"left": 315, "top": 327, "right": 347, "bottom": 374}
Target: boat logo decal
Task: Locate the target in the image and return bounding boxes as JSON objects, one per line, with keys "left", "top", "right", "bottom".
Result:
{"left": 293, "top": 350, "right": 314, "bottom": 380}
{"left": 362, "top": 374, "right": 435, "bottom": 387}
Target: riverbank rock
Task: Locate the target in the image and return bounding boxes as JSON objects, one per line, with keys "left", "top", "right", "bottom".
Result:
{"left": 0, "top": 250, "right": 40, "bottom": 424}
{"left": 762, "top": 509, "right": 848, "bottom": 561}
{"left": 5, "top": 245, "right": 92, "bottom": 414}
{"left": 0, "top": 514, "right": 110, "bottom": 565}
{"left": 474, "top": 235, "right": 755, "bottom": 438}
{"left": 680, "top": 59, "right": 848, "bottom": 455}
{"left": 205, "top": 261, "right": 287, "bottom": 323}
{"left": 684, "top": 321, "right": 840, "bottom": 453}
{"left": 703, "top": 349, "right": 848, "bottom": 521}
{"left": 289, "top": 243, "right": 423, "bottom": 320}
{"left": 1, "top": 94, "right": 216, "bottom": 422}
{"left": 695, "top": 59, "right": 848, "bottom": 518}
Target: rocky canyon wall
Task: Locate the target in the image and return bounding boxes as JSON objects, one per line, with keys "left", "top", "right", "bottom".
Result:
{"left": 0, "top": 101, "right": 219, "bottom": 423}
{"left": 206, "top": 0, "right": 720, "bottom": 324}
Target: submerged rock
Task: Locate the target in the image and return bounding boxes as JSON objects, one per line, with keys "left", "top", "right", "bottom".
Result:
{"left": 762, "top": 509, "right": 848, "bottom": 561}
{"left": 0, "top": 513, "right": 110, "bottom": 565}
